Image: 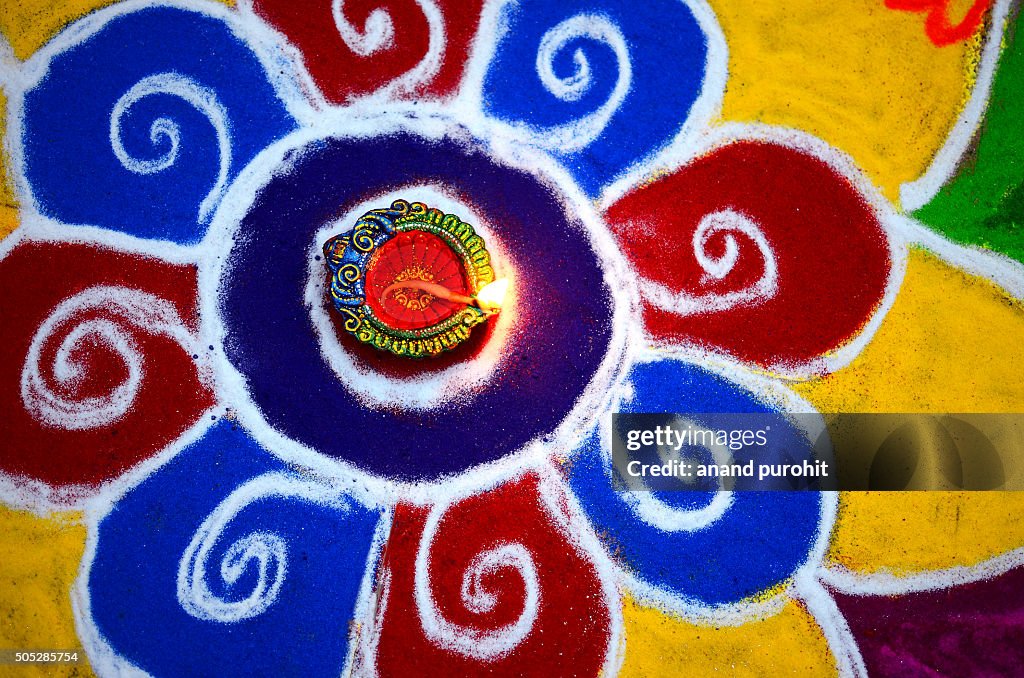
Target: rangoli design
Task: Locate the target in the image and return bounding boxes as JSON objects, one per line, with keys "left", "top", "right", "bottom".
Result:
{"left": 1, "top": 0, "right": 1023, "bottom": 675}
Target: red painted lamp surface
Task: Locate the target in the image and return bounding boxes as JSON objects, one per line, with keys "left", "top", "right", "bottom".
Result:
{"left": 367, "top": 230, "right": 471, "bottom": 330}
{"left": 323, "top": 200, "right": 507, "bottom": 358}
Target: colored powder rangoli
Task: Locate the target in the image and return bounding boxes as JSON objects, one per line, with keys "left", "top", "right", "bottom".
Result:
{"left": 0, "top": 0, "right": 1023, "bottom": 676}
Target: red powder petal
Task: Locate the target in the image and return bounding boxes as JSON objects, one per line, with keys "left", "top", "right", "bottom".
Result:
{"left": 0, "top": 241, "right": 214, "bottom": 491}
{"left": 250, "top": 0, "right": 486, "bottom": 103}
{"left": 367, "top": 474, "right": 615, "bottom": 675}
{"left": 604, "top": 140, "right": 892, "bottom": 370}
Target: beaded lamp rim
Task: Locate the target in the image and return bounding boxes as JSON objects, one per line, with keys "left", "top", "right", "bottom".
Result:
{"left": 322, "top": 200, "right": 498, "bottom": 358}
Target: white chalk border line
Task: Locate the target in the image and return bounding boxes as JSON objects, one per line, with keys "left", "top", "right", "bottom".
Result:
{"left": 899, "top": 0, "right": 1014, "bottom": 212}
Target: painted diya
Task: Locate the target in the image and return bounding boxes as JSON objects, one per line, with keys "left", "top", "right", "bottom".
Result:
{"left": 323, "top": 200, "right": 508, "bottom": 358}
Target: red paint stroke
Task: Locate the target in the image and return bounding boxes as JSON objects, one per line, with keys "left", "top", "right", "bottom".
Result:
{"left": 0, "top": 241, "right": 213, "bottom": 490}
{"left": 886, "top": 0, "right": 992, "bottom": 46}
{"left": 831, "top": 564, "right": 1024, "bottom": 677}
{"left": 605, "top": 141, "right": 891, "bottom": 371}
{"left": 367, "top": 474, "right": 614, "bottom": 676}
{"left": 250, "top": 0, "right": 485, "bottom": 103}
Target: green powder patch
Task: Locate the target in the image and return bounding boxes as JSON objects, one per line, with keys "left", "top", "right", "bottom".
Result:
{"left": 915, "top": 11, "right": 1024, "bottom": 263}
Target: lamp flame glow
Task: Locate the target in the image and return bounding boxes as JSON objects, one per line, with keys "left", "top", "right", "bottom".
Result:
{"left": 474, "top": 278, "right": 509, "bottom": 312}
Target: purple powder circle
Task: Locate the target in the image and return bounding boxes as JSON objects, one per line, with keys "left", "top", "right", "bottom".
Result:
{"left": 217, "top": 131, "right": 615, "bottom": 481}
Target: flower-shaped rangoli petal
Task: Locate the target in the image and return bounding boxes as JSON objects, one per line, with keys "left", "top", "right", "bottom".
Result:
{"left": 0, "top": 237, "right": 213, "bottom": 500}
{"left": 248, "top": 0, "right": 486, "bottom": 102}
{"left": 567, "top": 357, "right": 830, "bottom": 610}
{"left": 605, "top": 131, "right": 897, "bottom": 373}
{"left": 473, "top": 0, "right": 726, "bottom": 196}
{"left": 365, "top": 471, "right": 619, "bottom": 674}
{"left": 13, "top": 4, "right": 300, "bottom": 244}
{"left": 79, "top": 422, "right": 385, "bottom": 676}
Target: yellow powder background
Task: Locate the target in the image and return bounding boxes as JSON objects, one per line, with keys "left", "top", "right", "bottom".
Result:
{"left": 0, "top": 507, "right": 94, "bottom": 677}
{"left": 713, "top": 0, "right": 983, "bottom": 205}
{"left": 0, "top": 0, "right": 233, "bottom": 62}
{"left": 619, "top": 595, "right": 837, "bottom": 676}
{"left": 797, "top": 248, "right": 1024, "bottom": 573}
{"left": 0, "top": 88, "right": 16, "bottom": 241}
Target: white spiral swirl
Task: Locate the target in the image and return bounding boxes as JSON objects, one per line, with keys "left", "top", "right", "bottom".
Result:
{"left": 332, "top": 0, "right": 395, "bottom": 56}
{"left": 415, "top": 504, "right": 540, "bottom": 660}
{"left": 20, "top": 286, "right": 195, "bottom": 431}
{"left": 177, "top": 473, "right": 352, "bottom": 623}
{"left": 528, "top": 13, "right": 631, "bottom": 151}
{"left": 613, "top": 416, "right": 735, "bottom": 532}
{"left": 110, "top": 72, "right": 231, "bottom": 223}
{"left": 642, "top": 209, "right": 780, "bottom": 315}
{"left": 332, "top": 0, "right": 445, "bottom": 95}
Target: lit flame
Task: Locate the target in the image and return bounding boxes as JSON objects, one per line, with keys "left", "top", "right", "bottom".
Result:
{"left": 378, "top": 277, "right": 509, "bottom": 313}
{"left": 475, "top": 278, "right": 509, "bottom": 312}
